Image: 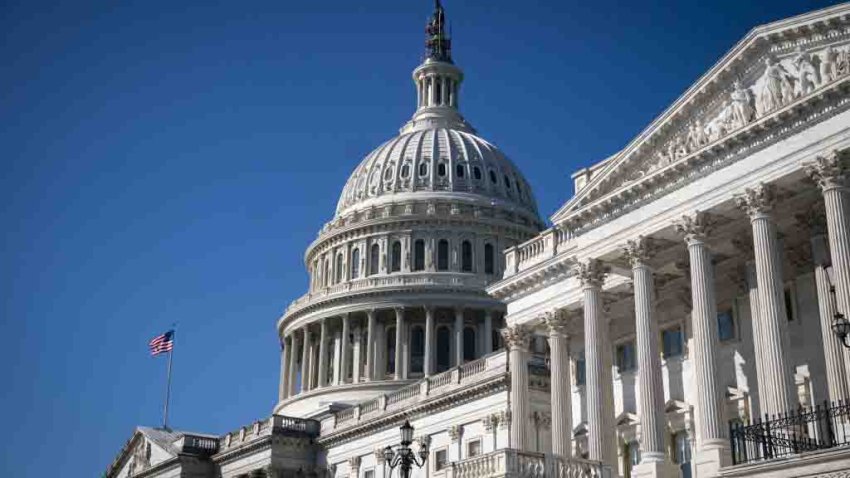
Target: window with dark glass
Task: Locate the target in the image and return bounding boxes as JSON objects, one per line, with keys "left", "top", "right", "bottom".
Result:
{"left": 413, "top": 239, "right": 425, "bottom": 271}
{"left": 369, "top": 243, "right": 380, "bottom": 276}
{"left": 335, "top": 253, "right": 344, "bottom": 283}
{"left": 437, "top": 326, "right": 451, "bottom": 371}
{"left": 576, "top": 352, "right": 586, "bottom": 385}
{"left": 717, "top": 309, "right": 735, "bottom": 341}
{"left": 434, "top": 449, "right": 448, "bottom": 472}
{"left": 473, "top": 166, "right": 482, "bottom": 180}
{"left": 390, "top": 241, "right": 402, "bottom": 272}
{"left": 437, "top": 239, "right": 449, "bottom": 271}
{"left": 419, "top": 162, "right": 428, "bottom": 176}
{"left": 461, "top": 240, "right": 473, "bottom": 272}
{"left": 504, "top": 175, "right": 511, "bottom": 189}
{"left": 463, "top": 327, "right": 476, "bottom": 362}
{"left": 401, "top": 163, "right": 410, "bottom": 178}
{"left": 456, "top": 164, "right": 465, "bottom": 178}
{"left": 350, "top": 248, "right": 360, "bottom": 279}
{"left": 662, "top": 326, "right": 684, "bottom": 358}
{"left": 616, "top": 341, "right": 636, "bottom": 372}
{"left": 484, "top": 243, "right": 495, "bottom": 274}
{"left": 411, "top": 326, "right": 424, "bottom": 373}
{"left": 785, "top": 286, "right": 795, "bottom": 321}
{"left": 489, "top": 170, "right": 497, "bottom": 184}
{"left": 387, "top": 326, "right": 396, "bottom": 375}
{"left": 438, "top": 163, "right": 447, "bottom": 176}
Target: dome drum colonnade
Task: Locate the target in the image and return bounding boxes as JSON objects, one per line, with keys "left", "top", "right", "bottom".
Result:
{"left": 274, "top": 0, "right": 543, "bottom": 415}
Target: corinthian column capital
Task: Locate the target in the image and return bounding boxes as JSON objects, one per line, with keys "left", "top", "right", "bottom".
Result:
{"left": 575, "top": 259, "right": 609, "bottom": 289}
{"left": 734, "top": 183, "right": 776, "bottom": 218}
{"left": 500, "top": 325, "right": 532, "bottom": 351}
{"left": 623, "top": 236, "right": 657, "bottom": 267}
{"left": 806, "top": 150, "right": 849, "bottom": 192}
{"left": 543, "top": 310, "right": 570, "bottom": 336}
{"left": 675, "top": 211, "right": 714, "bottom": 244}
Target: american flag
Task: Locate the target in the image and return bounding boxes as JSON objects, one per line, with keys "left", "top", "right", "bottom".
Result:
{"left": 149, "top": 330, "right": 174, "bottom": 356}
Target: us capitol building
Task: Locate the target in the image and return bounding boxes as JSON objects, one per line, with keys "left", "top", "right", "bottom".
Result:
{"left": 108, "top": 2, "right": 850, "bottom": 478}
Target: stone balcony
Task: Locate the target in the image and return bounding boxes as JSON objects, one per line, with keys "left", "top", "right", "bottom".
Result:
{"left": 448, "top": 449, "right": 611, "bottom": 478}
{"left": 503, "top": 228, "right": 574, "bottom": 279}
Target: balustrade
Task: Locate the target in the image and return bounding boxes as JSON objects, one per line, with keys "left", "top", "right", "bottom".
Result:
{"left": 448, "top": 450, "right": 608, "bottom": 478}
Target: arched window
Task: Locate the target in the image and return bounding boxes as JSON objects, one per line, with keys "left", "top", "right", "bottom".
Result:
{"left": 504, "top": 175, "right": 512, "bottom": 189}
{"left": 369, "top": 243, "right": 380, "bottom": 276}
{"left": 351, "top": 248, "right": 360, "bottom": 279}
{"left": 484, "top": 243, "right": 495, "bottom": 275}
{"left": 390, "top": 241, "right": 402, "bottom": 272}
{"left": 463, "top": 327, "right": 476, "bottom": 362}
{"left": 489, "top": 170, "right": 497, "bottom": 184}
{"left": 473, "top": 166, "right": 482, "bottom": 180}
{"left": 436, "top": 327, "right": 451, "bottom": 372}
{"left": 435, "top": 81, "right": 442, "bottom": 106}
{"left": 384, "top": 167, "right": 393, "bottom": 181}
{"left": 461, "top": 240, "right": 473, "bottom": 272}
{"left": 419, "top": 162, "right": 428, "bottom": 177}
{"left": 456, "top": 164, "right": 465, "bottom": 178}
{"left": 411, "top": 326, "right": 425, "bottom": 373}
{"left": 438, "top": 163, "right": 447, "bottom": 177}
{"left": 387, "top": 326, "right": 396, "bottom": 375}
{"left": 323, "top": 259, "right": 330, "bottom": 287}
{"left": 335, "top": 253, "right": 344, "bottom": 283}
{"left": 401, "top": 163, "right": 410, "bottom": 178}
{"left": 437, "top": 239, "right": 449, "bottom": 271}
{"left": 413, "top": 239, "right": 425, "bottom": 271}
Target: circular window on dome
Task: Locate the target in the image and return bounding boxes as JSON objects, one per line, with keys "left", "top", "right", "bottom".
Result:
{"left": 418, "top": 162, "right": 428, "bottom": 177}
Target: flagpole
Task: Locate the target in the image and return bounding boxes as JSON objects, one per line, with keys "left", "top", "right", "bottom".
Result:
{"left": 162, "top": 333, "right": 174, "bottom": 430}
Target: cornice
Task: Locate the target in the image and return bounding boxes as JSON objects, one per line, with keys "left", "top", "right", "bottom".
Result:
{"left": 487, "top": 254, "right": 575, "bottom": 302}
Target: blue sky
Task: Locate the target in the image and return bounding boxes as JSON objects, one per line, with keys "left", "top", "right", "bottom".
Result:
{"left": 0, "top": 0, "right": 841, "bottom": 475}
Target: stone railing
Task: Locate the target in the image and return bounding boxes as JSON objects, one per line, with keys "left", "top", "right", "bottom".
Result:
{"left": 504, "top": 228, "right": 573, "bottom": 278}
{"left": 328, "top": 351, "right": 509, "bottom": 431}
{"left": 285, "top": 273, "right": 490, "bottom": 317}
{"left": 448, "top": 450, "right": 610, "bottom": 478}
{"left": 220, "top": 415, "right": 319, "bottom": 451}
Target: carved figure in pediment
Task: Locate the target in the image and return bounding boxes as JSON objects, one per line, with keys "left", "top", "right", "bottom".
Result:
{"left": 128, "top": 439, "right": 151, "bottom": 475}
{"left": 758, "top": 57, "right": 794, "bottom": 114}
{"left": 685, "top": 122, "right": 705, "bottom": 151}
{"left": 792, "top": 47, "right": 820, "bottom": 97}
{"left": 821, "top": 45, "right": 839, "bottom": 83}
{"left": 837, "top": 47, "right": 850, "bottom": 78}
{"left": 730, "top": 80, "right": 755, "bottom": 128}
{"left": 674, "top": 135, "right": 689, "bottom": 159}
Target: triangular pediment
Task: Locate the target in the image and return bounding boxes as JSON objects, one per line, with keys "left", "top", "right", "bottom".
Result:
{"left": 552, "top": 3, "right": 850, "bottom": 226}
{"left": 105, "top": 427, "right": 182, "bottom": 478}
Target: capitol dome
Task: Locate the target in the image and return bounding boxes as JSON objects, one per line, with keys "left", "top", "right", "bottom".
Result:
{"left": 275, "top": 1, "right": 543, "bottom": 418}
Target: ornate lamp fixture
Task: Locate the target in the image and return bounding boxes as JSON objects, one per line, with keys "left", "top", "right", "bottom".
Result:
{"left": 825, "top": 265, "right": 850, "bottom": 348}
{"left": 383, "top": 421, "right": 428, "bottom": 478}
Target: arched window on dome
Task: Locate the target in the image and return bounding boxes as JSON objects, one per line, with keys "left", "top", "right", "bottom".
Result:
{"left": 351, "top": 248, "right": 360, "bottom": 279}
{"left": 484, "top": 243, "right": 495, "bottom": 275}
{"left": 369, "top": 243, "right": 380, "bottom": 276}
{"left": 418, "top": 162, "right": 428, "bottom": 177}
{"left": 390, "top": 241, "right": 402, "bottom": 272}
{"left": 323, "top": 258, "right": 330, "bottom": 287}
{"left": 489, "top": 170, "right": 497, "bottom": 184}
{"left": 436, "top": 326, "right": 451, "bottom": 372}
{"left": 401, "top": 163, "right": 411, "bottom": 178}
{"left": 384, "top": 166, "right": 394, "bottom": 181}
{"left": 456, "top": 164, "right": 465, "bottom": 178}
{"left": 411, "top": 326, "right": 424, "bottom": 374}
{"left": 504, "top": 175, "right": 512, "bottom": 189}
{"left": 413, "top": 239, "right": 425, "bottom": 271}
{"left": 473, "top": 166, "right": 482, "bottom": 181}
{"left": 438, "top": 162, "right": 447, "bottom": 177}
{"left": 435, "top": 81, "right": 442, "bottom": 106}
{"left": 437, "top": 239, "right": 449, "bottom": 271}
{"left": 386, "top": 326, "right": 396, "bottom": 376}
{"left": 461, "top": 240, "right": 473, "bottom": 272}
{"left": 463, "top": 327, "right": 476, "bottom": 362}
{"left": 335, "top": 253, "right": 344, "bottom": 283}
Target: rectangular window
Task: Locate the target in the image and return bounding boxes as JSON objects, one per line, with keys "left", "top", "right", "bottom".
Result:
{"left": 662, "top": 326, "right": 683, "bottom": 358}
{"left": 717, "top": 309, "right": 735, "bottom": 342}
{"left": 576, "top": 352, "right": 586, "bottom": 386}
{"left": 434, "top": 449, "right": 448, "bottom": 472}
{"left": 616, "top": 341, "right": 636, "bottom": 372}
{"left": 467, "top": 439, "right": 481, "bottom": 458}
{"left": 364, "top": 470, "right": 374, "bottom": 478}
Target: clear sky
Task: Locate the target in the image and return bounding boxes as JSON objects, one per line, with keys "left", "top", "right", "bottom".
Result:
{"left": 0, "top": 0, "right": 842, "bottom": 475}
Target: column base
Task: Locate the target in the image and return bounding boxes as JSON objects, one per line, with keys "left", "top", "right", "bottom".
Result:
{"left": 633, "top": 458, "right": 679, "bottom": 478}
{"left": 694, "top": 441, "right": 731, "bottom": 478}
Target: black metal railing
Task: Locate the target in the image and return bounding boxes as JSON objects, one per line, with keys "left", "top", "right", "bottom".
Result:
{"left": 729, "top": 400, "right": 850, "bottom": 465}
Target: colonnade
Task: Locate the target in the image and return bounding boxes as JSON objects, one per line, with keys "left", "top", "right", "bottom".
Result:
{"left": 502, "top": 151, "right": 849, "bottom": 476}
{"left": 279, "top": 306, "right": 502, "bottom": 400}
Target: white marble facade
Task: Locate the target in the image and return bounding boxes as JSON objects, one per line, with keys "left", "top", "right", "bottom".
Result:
{"left": 108, "top": 3, "right": 850, "bottom": 478}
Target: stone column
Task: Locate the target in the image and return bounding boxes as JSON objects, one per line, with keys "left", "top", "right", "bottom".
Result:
{"left": 801, "top": 209, "right": 850, "bottom": 403}
{"left": 501, "top": 325, "right": 532, "bottom": 451}
{"left": 676, "top": 213, "right": 730, "bottom": 473}
{"left": 394, "top": 307, "right": 404, "bottom": 380}
{"left": 577, "top": 259, "right": 617, "bottom": 470}
{"left": 455, "top": 307, "right": 464, "bottom": 366}
{"left": 545, "top": 311, "right": 573, "bottom": 458}
{"left": 808, "top": 152, "right": 850, "bottom": 344}
{"left": 340, "top": 313, "right": 350, "bottom": 384}
{"left": 279, "top": 336, "right": 289, "bottom": 401}
{"left": 317, "top": 318, "right": 328, "bottom": 388}
{"left": 300, "top": 327, "right": 311, "bottom": 393}
{"left": 347, "top": 457, "right": 360, "bottom": 478}
{"left": 424, "top": 307, "right": 435, "bottom": 376}
{"left": 484, "top": 310, "right": 494, "bottom": 354}
{"left": 732, "top": 236, "right": 768, "bottom": 416}
{"left": 352, "top": 327, "right": 362, "bottom": 383}
{"left": 624, "top": 237, "right": 674, "bottom": 475}
{"left": 288, "top": 333, "right": 298, "bottom": 396}
{"left": 735, "top": 184, "right": 795, "bottom": 417}
{"left": 333, "top": 328, "right": 342, "bottom": 385}
{"left": 366, "top": 310, "right": 376, "bottom": 381}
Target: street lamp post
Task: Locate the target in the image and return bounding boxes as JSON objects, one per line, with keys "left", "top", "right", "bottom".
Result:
{"left": 384, "top": 421, "right": 428, "bottom": 478}
{"left": 825, "top": 265, "right": 850, "bottom": 348}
